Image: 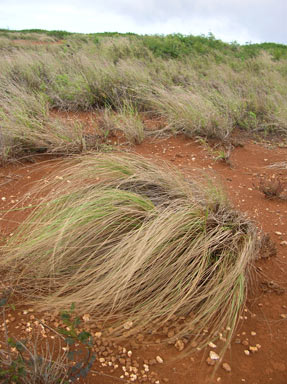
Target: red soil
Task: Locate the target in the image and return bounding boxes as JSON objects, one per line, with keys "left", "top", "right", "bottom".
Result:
{"left": 0, "top": 127, "right": 287, "bottom": 383}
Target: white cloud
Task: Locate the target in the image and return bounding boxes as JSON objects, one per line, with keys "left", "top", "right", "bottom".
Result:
{"left": 0, "top": 0, "right": 285, "bottom": 44}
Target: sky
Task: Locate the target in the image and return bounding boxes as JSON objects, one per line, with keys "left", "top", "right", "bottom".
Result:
{"left": 0, "top": 0, "right": 286, "bottom": 44}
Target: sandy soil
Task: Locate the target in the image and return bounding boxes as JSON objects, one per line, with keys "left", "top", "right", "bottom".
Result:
{"left": 0, "top": 118, "right": 287, "bottom": 384}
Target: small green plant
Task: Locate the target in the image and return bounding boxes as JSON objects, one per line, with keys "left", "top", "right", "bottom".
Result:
{"left": 58, "top": 304, "right": 96, "bottom": 382}
{"left": 197, "top": 137, "right": 232, "bottom": 165}
{"left": 0, "top": 294, "right": 96, "bottom": 384}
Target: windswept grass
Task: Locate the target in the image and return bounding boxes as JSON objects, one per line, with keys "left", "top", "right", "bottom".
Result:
{"left": 0, "top": 77, "right": 101, "bottom": 162}
{"left": 98, "top": 103, "right": 145, "bottom": 144}
{"left": 0, "top": 31, "right": 287, "bottom": 158}
{"left": 147, "top": 86, "right": 232, "bottom": 139}
{"left": 0, "top": 154, "right": 259, "bottom": 352}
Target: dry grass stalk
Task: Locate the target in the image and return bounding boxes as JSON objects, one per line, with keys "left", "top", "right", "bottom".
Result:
{"left": 0, "top": 154, "right": 259, "bottom": 353}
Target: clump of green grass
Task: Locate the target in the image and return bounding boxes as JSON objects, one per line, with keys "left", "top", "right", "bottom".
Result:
{"left": 0, "top": 154, "right": 259, "bottom": 352}
{"left": 98, "top": 103, "right": 145, "bottom": 144}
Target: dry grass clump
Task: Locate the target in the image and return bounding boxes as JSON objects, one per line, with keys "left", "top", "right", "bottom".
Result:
{"left": 147, "top": 87, "right": 232, "bottom": 139}
{"left": 98, "top": 104, "right": 145, "bottom": 144}
{"left": 0, "top": 79, "right": 100, "bottom": 162}
{"left": 0, "top": 154, "right": 259, "bottom": 350}
{"left": 256, "top": 176, "right": 287, "bottom": 200}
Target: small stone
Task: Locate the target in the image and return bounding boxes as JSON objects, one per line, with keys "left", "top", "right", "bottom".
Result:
{"left": 242, "top": 339, "right": 249, "bottom": 346}
{"left": 280, "top": 314, "right": 287, "bottom": 319}
{"left": 175, "top": 339, "right": 185, "bottom": 351}
{"left": 143, "top": 364, "right": 149, "bottom": 372}
{"left": 156, "top": 356, "right": 163, "bottom": 364}
{"left": 251, "top": 331, "right": 256, "bottom": 336}
{"left": 280, "top": 241, "right": 287, "bottom": 246}
{"left": 249, "top": 346, "right": 258, "bottom": 353}
{"left": 244, "top": 350, "right": 250, "bottom": 356}
{"left": 208, "top": 342, "right": 217, "bottom": 348}
{"left": 275, "top": 231, "right": 282, "bottom": 236}
{"left": 206, "top": 357, "right": 216, "bottom": 366}
{"left": 222, "top": 362, "right": 231, "bottom": 372}
{"left": 82, "top": 314, "right": 90, "bottom": 322}
{"left": 209, "top": 351, "right": 220, "bottom": 360}
{"left": 123, "top": 321, "right": 133, "bottom": 330}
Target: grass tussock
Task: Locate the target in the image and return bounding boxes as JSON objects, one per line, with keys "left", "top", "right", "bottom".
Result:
{"left": 147, "top": 86, "right": 232, "bottom": 139}
{"left": 0, "top": 154, "right": 259, "bottom": 351}
{"left": 98, "top": 104, "right": 145, "bottom": 144}
{"left": 0, "top": 78, "right": 101, "bottom": 162}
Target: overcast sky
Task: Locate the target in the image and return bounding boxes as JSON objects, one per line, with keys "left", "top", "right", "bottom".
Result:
{"left": 0, "top": 0, "right": 285, "bottom": 44}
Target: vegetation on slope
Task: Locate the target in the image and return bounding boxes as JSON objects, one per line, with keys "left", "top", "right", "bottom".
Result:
{"left": 0, "top": 30, "right": 287, "bottom": 160}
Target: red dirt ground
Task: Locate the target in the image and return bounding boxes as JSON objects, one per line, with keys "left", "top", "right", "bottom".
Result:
{"left": 0, "top": 127, "right": 287, "bottom": 383}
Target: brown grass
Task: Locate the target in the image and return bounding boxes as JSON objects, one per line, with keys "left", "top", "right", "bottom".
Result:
{"left": 0, "top": 154, "right": 259, "bottom": 353}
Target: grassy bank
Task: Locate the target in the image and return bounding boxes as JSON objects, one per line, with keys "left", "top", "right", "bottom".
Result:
{"left": 0, "top": 30, "right": 287, "bottom": 160}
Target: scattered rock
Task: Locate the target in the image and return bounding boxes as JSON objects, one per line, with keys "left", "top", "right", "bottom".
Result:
{"left": 209, "top": 351, "right": 220, "bottom": 360}
{"left": 174, "top": 339, "right": 185, "bottom": 352}
{"left": 156, "top": 356, "right": 163, "bottom": 364}
{"left": 206, "top": 357, "right": 216, "bottom": 366}
{"left": 208, "top": 342, "right": 217, "bottom": 348}
{"left": 222, "top": 362, "right": 231, "bottom": 372}
{"left": 167, "top": 330, "right": 175, "bottom": 338}
{"left": 261, "top": 281, "right": 285, "bottom": 295}
{"left": 82, "top": 313, "right": 90, "bottom": 322}
{"left": 123, "top": 321, "right": 133, "bottom": 330}
{"left": 244, "top": 350, "right": 250, "bottom": 356}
